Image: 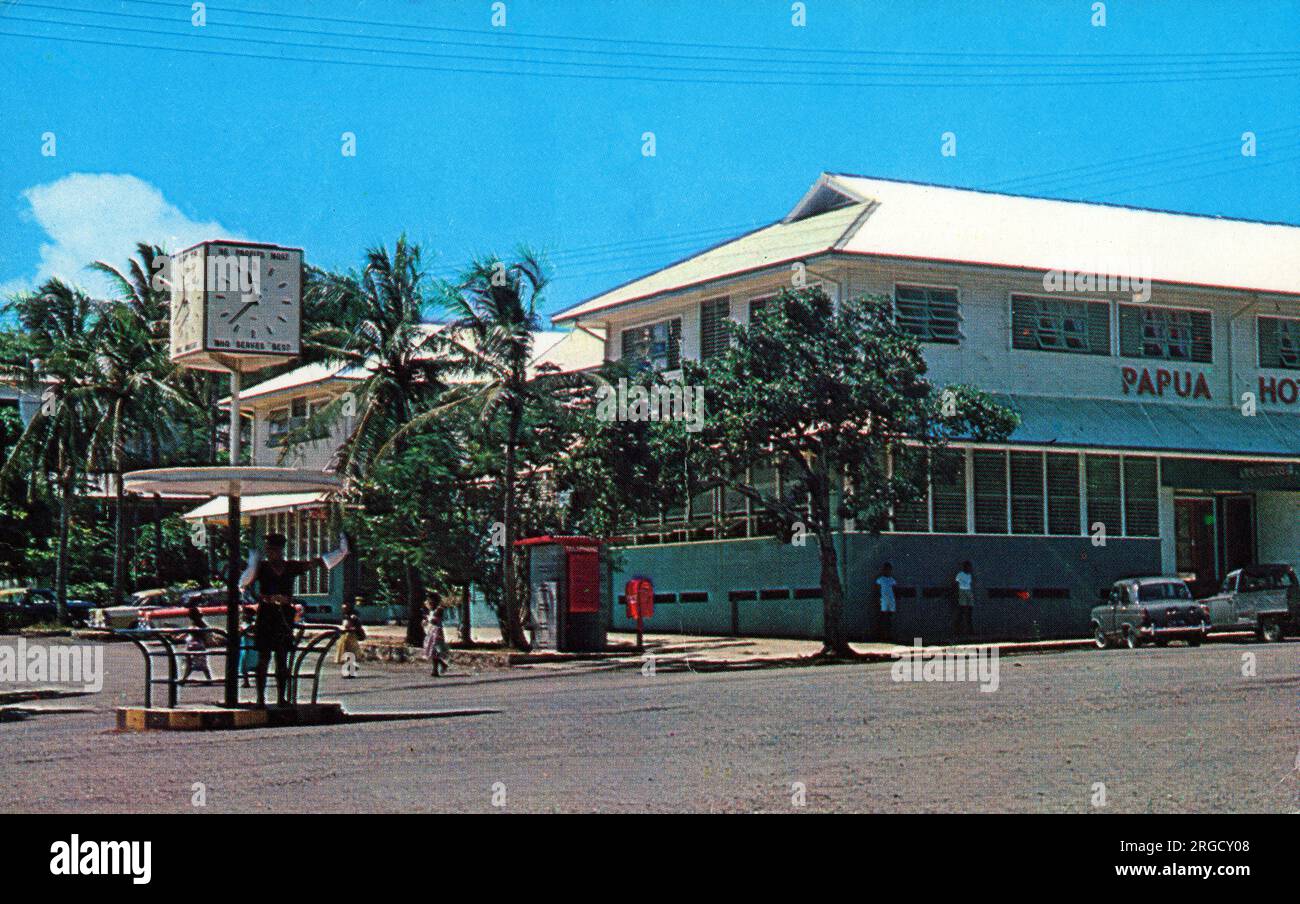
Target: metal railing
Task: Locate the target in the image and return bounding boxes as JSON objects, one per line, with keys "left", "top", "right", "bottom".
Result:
{"left": 116, "top": 622, "right": 342, "bottom": 709}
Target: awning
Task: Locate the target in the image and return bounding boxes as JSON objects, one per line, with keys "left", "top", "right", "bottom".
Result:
{"left": 182, "top": 492, "right": 329, "bottom": 523}
{"left": 991, "top": 394, "right": 1300, "bottom": 458}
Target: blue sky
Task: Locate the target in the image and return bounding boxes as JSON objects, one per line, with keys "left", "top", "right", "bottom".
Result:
{"left": 2, "top": 0, "right": 1298, "bottom": 319}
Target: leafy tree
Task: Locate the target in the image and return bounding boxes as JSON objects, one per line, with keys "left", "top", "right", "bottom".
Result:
{"left": 0, "top": 279, "right": 98, "bottom": 621}
{"left": 619, "top": 287, "right": 1017, "bottom": 656}
{"left": 297, "top": 237, "right": 451, "bottom": 643}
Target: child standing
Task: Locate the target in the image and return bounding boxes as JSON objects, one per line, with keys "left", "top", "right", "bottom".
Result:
{"left": 181, "top": 606, "right": 213, "bottom": 684}
{"left": 423, "top": 606, "right": 449, "bottom": 677}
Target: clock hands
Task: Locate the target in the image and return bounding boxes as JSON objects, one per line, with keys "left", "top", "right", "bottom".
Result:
{"left": 227, "top": 300, "right": 258, "bottom": 325}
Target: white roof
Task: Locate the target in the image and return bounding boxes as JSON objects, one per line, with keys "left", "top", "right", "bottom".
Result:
{"left": 227, "top": 328, "right": 605, "bottom": 408}
{"left": 554, "top": 173, "right": 1300, "bottom": 322}
{"left": 182, "top": 492, "right": 328, "bottom": 522}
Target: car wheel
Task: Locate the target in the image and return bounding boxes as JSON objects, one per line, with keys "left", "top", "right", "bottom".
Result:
{"left": 1154, "top": 638, "right": 1169, "bottom": 647}
{"left": 1124, "top": 628, "right": 1142, "bottom": 649}
{"left": 1093, "top": 625, "right": 1110, "bottom": 649}
{"left": 1259, "top": 621, "right": 1283, "bottom": 643}
{"left": 1186, "top": 636, "right": 1202, "bottom": 647}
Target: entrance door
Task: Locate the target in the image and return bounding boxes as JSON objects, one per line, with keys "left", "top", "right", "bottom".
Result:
{"left": 1175, "top": 497, "right": 1216, "bottom": 593}
{"left": 1220, "top": 495, "right": 1255, "bottom": 575}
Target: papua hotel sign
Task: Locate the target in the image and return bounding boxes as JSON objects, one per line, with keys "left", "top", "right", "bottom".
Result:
{"left": 1120, "top": 365, "right": 1211, "bottom": 400}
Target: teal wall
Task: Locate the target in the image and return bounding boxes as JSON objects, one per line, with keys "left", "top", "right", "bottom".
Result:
{"left": 609, "top": 533, "right": 1161, "bottom": 643}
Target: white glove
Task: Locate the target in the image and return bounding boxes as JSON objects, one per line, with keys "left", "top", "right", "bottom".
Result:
{"left": 321, "top": 534, "right": 350, "bottom": 571}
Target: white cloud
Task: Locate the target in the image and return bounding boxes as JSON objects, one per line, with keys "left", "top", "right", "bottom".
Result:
{"left": 1, "top": 173, "right": 245, "bottom": 298}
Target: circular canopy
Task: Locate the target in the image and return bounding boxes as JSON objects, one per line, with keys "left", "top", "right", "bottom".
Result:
{"left": 123, "top": 466, "right": 342, "bottom": 497}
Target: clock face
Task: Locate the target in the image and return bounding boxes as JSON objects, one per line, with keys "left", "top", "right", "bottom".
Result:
{"left": 169, "top": 247, "right": 206, "bottom": 360}
{"left": 204, "top": 244, "right": 301, "bottom": 356}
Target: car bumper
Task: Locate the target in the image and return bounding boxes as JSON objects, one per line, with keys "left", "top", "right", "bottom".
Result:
{"left": 1139, "top": 623, "right": 1210, "bottom": 639}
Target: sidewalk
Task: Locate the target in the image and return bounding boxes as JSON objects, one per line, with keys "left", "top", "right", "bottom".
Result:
{"left": 359, "top": 624, "right": 1091, "bottom": 673}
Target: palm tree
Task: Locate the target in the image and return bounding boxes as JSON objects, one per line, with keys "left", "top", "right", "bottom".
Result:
{"left": 84, "top": 302, "right": 196, "bottom": 605}
{"left": 300, "top": 236, "right": 452, "bottom": 643}
{"left": 0, "top": 279, "right": 97, "bottom": 621}
{"left": 92, "top": 243, "right": 220, "bottom": 571}
{"left": 428, "top": 253, "right": 549, "bottom": 650}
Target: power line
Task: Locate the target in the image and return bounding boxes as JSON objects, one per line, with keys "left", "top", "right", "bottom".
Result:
{"left": 26, "top": 1, "right": 1300, "bottom": 74}
{"left": 6, "top": 17, "right": 1300, "bottom": 89}
{"left": 113, "top": 0, "right": 1300, "bottom": 62}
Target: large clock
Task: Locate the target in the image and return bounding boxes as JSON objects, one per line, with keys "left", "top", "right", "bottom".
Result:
{"left": 169, "top": 240, "right": 303, "bottom": 373}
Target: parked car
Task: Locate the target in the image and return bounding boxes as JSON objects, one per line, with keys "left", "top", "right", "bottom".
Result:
{"left": 0, "top": 587, "right": 95, "bottom": 630}
{"left": 1091, "top": 577, "right": 1209, "bottom": 649}
{"left": 89, "top": 587, "right": 179, "bottom": 629}
{"left": 1200, "top": 564, "right": 1300, "bottom": 642}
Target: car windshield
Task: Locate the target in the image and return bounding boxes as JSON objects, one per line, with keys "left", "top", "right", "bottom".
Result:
{"left": 1242, "top": 570, "right": 1297, "bottom": 591}
{"left": 1138, "top": 582, "right": 1191, "bottom": 602}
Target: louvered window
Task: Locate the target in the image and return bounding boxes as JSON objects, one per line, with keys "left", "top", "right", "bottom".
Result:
{"left": 1009, "top": 452, "right": 1044, "bottom": 535}
{"left": 1123, "top": 457, "right": 1159, "bottom": 537}
{"left": 620, "top": 318, "right": 681, "bottom": 371}
{"left": 699, "top": 297, "right": 731, "bottom": 361}
{"left": 894, "top": 284, "right": 961, "bottom": 344}
{"left": 973, "top": 450, "right": 1008, "bottom": 534}
{"left": 1046, "top": 452, "right": 1081, "bottom": 535}
{"left": 1012, "top": 294, "right": 1110, "bottom": 355}
{"left": 1085, "top": 455, "right": 1122, "bottom": 537}
{"left": 932, "top": 449, "right": 968, "bottom": 533}
{"left": 1259, "top": 316, "right": 1300, "bottom": 369}
{"left": 1119, "top": 304, "right": 1211, "bottom": 363}
{"left": 891, "top": 448, "right": 929, "bottom": 532}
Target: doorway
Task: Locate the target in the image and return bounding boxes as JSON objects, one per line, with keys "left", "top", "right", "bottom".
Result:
{"left": 1174, "top": 494, "right": 1256, "bottom": 594}
{"left": 1175, "top": 497, "right": 1216, "bottom": 592}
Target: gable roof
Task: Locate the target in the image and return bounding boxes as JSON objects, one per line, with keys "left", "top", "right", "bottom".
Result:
{"left": 552, "top": 173, "right": 1300, "bottom": 323}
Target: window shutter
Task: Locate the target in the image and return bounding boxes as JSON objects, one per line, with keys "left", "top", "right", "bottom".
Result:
{"left": 700, "top": 297, "right": 731, "bottom": 361}
{"left": 891, "top": 449, "right": 929, "bottom": 532}
{"left": 1118, "top": 304, "right": 1142, "bottom": 358}
{"left": 667, "top": 318, "right": 682, "bottom": 369}
{"left": 1190, "top": 311, "right": 1212, "bottom": 363}
{"left": 1123, "top": 457, "right": 1158, "bottom": 537}
{"left": 621, "top": 327, "right": 638, "bottom": 362}
{"left": 1087, "top": 302, "right": 1111, "bottom": 355}
{"left": 1085, "top": 455, "right": 1122, "bottom": 537}
{"left": 1011, "top": 296, "right": 1035, "bottom": 350}
{"left": 973, "top": 450, "right": 1008, "bottom": 534}
{"left": 1259, "top": 317, "right": 1281, "bottom": 368}
{"left": 1010, "top": 451, "right": 1044, "bottom": 534}
{"left": 1046, "top": 452, "right": 1080, "bottom": 535}
{"left": 932, "top": 449, "right": 968, "bottom": 533}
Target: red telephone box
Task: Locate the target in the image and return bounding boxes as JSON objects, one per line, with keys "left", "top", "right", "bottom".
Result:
{"left": 515, "top": 536, "right": 608, "bottom": 652}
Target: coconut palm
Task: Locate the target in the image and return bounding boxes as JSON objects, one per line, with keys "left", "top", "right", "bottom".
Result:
{"left": 0, "top": 279, "right": 98, "bottom": 621}
{"left": 419, "top": 252, "right": 549, "bottom": 650}
{"left": 84, "top": 301, "right": 197, "bottom": 605}
{"left": 300, "top": 236, "right": 452, "bottom": 643}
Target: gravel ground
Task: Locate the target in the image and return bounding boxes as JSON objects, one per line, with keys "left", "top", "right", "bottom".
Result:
{"left": 0, "top": 637, "right": 1296, "bottom": 813}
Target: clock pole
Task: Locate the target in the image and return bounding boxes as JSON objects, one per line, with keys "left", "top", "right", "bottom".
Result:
{"left": 223, "top": 367, "right": 242, "bottom": 708}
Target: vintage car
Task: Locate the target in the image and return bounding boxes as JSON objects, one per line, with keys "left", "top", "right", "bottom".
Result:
{"left": 1200, "top": 564, "right": 1300, "bottom": 642}
{"left": 1091, "top": 577, "right": 1209, "bottom": 649}
{"left": 0, "top": 587, "right": 96, "bottom": 630}
{"left": 89, "top": 587, "right": 179, "bottom": 629}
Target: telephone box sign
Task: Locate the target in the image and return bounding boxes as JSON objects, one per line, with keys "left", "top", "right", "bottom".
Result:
{"left": 625, "top": 577, "right": 654, "bottom": 620}
{"left": 1120, "top": 366, "right": 1211, "bottom": 400}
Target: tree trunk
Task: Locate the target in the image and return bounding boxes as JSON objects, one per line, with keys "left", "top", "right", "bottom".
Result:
{"left": 459, "top": 583, "right": 472, "bottom": 645}
{"left": 111, "top": 472, "right": 125, "bottom": 606}
{"left": 404, "top": 564, "right": 425, "bottom": 647}
{"left": 152, "top": 493, "right": 163, "bottom": 581}
{"left": 54, "top": 468, "right": 73, "bottom": 624}
{"left": 501, "top": 412, "right": 529, "bottom": 650}
{"left": 810, "top": 476, "right": 851, "bottom": 657}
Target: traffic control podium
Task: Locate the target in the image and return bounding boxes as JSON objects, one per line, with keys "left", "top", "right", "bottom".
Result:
{"left": 515, "top": 536, "right": 609, "bottom": 652}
